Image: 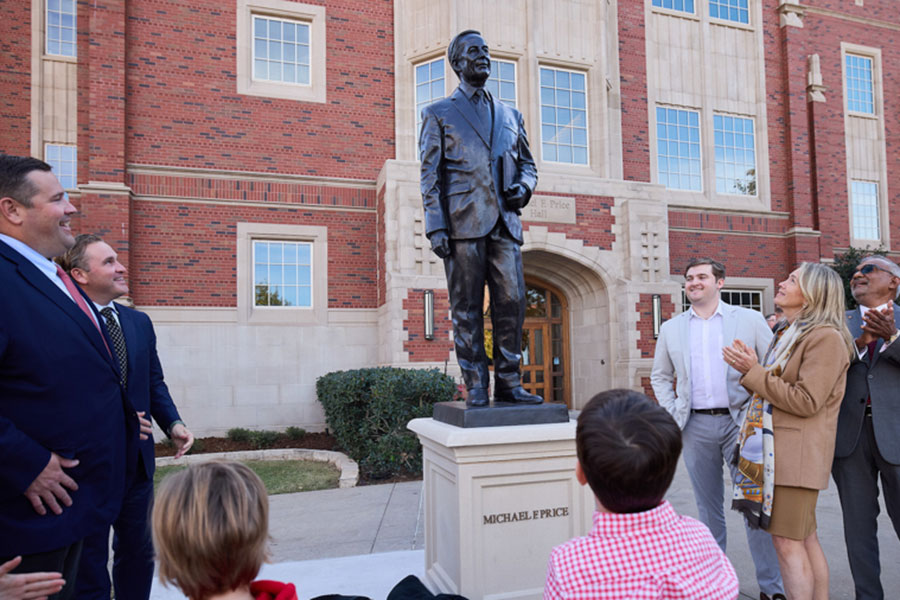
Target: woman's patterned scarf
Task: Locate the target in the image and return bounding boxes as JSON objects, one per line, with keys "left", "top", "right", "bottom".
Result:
{"left": 731, "top": 323, "right": 794, "bottom": 530}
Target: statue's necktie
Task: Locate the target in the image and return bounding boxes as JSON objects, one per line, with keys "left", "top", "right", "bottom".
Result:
{"left": 474, "top": 89, "right": 492, "bottom": 134}
{"left": 101, "top": 307, "right": 128, "bottom": 388}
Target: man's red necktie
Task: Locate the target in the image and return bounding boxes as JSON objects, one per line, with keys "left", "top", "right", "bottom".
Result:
{"left": 55, "top": 264, "right": 112, "bottom": 357}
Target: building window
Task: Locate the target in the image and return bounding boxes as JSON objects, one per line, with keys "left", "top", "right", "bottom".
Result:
{"left": 45, "top": 144, "right": 76, "bottom": 189}
{"left": 656, "top": 107, "right": 701, "bottom": 191}
{"left": 709, "top": 0, "right": 749, "bottom": 24}
{"left": 850, "top": 180, "right": 880, "bottom": 241}
{"left": 845, "top": 54, "right": 875, "bottom": 114}
{"left": 682, "top": 289, "right": 762, "bottom": 312}
{"left": 236, "top": 0, "right": 325, "bottom": 103}
{"left": 714, "top": 115, "right": 756, "bottom": 195}
{"left": 47, "top": 0, "right": 76, "bottom": 57}
{"left": 252, "top": 15, "right": 310, "bottom": 85}
{"left": 539, "top": 67, "right": 588, "bottom": 165}
{"left": 486, "top": 59, "right": 516, "bottom": 107}
{"left": 415, "top": 58, "right": 445, "bottom": 142}
{"left": 652, "top": 0, "right": 695, "bottom": 13}
{"left": 253, "top": 240, "right": 312, "bottom": 308}
{"left": 721, "top": 289, "right": 762, "bottom": 312}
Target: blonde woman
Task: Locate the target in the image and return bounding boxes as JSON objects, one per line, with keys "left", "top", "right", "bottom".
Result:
{"left": 723, "top": 263, "right": 854, "bottom": 600}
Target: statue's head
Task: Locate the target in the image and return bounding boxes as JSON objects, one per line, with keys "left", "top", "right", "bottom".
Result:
{"left": 448, "top": 30, "right": 490, "bottom": 87}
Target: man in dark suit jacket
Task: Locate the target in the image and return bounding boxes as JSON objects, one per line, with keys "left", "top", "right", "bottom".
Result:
{"left": 58, "top": 234, "right": 194, "bottom": 600}
{"left": 833, "top": 256, "right": 900, "bottom": 600}
{"left": 0, "top": 155, "right": 137, "bottom": 600}
{"left": 419, "top": 30, "right": 540, "bottom": 407}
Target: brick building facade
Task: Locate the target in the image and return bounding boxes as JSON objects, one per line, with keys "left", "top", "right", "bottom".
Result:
{"left": 1, "top": 0, "right": 897, "bottom": 434}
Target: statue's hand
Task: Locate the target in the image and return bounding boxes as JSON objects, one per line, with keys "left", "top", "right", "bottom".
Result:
{"left": 504, "top": 183, "right": 529, "bottom": 211}
{"left": 429, "top": 230, "right": 451, "bottom": 259}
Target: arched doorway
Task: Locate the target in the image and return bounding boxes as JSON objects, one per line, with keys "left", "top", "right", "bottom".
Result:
{"left": 483, "top": 277, "right": 571, "bottom": 407}
{"left": 521, "top": 278, "right": 570, "bottom": 406}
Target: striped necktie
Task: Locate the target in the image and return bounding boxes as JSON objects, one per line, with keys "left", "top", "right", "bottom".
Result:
{"left": 101, "top": 307, "right": 128, "bottom": 388}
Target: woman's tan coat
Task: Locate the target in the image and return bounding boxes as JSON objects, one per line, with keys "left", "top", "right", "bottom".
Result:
{"left": 740, "top": 326, "right": 851, "bottom": 490}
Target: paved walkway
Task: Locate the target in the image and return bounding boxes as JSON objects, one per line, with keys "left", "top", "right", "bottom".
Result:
{"left": 150, "top": 458, "right": 900, "bottom": 600}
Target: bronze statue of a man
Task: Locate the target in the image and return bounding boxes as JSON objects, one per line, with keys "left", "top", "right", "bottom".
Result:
{"left": 419, "top": 30, "right": 541, "bottom": 407}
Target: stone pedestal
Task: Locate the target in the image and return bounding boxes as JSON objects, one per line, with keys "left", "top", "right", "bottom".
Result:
{"left": 407, "top": 418, "right": 594, "bottom": 600}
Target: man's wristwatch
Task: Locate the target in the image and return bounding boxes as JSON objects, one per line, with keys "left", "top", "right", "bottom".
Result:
{"left": 167, "top": 420, "right": 186, "bottom": 437}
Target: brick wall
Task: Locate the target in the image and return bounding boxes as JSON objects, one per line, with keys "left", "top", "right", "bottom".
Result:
{"left": 524, "top": 194, "right": 616, "bottom": 250}
{"left": 801, "top": 7, "right": 900, "bottom": 255}
{"left": 635, "top": 292, "right": 675, "bottom": 359}
{"left": 122, "top": 0, "right": 394, "bottom": 180}
{"left": 127, "top": 199, "right": 376, "bottom": 307}
{"left": 403, "top": 288, "right": 453, "bottom": 362}
{"left": 0, "top": 0, "right": 31, "bottom": 156}
{"left": 617, "top": 0, "right": 650, "bottom": 182}
{"left": 668, "top": 230, "right": 791, "bottom": 281}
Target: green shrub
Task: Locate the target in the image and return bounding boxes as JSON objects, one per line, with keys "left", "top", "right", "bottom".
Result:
{"left": 249, "top": 430, "right": 281, "bottom": 449}
{"left": 285, "top": 426, "right": 307, "bottom": 440}
{"left": 227, "top": 427, "right": 252, "bottom": 443}
{"left": 316, "top": 367, "right": 455, "bottom": 479}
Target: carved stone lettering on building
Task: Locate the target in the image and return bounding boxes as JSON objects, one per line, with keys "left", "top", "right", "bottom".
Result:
{"left": 482, "top": 506, "right": 569, "bottom": 525}
{"left": 521, "top": 195, "right": 576, "bottom": 224}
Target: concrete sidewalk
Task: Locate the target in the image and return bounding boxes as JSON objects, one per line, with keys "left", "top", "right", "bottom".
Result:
{"left": 150, "top": 458, "right": 900, "bottom": 600}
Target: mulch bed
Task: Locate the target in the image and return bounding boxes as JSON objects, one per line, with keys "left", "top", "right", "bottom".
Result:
{"left": 154, "top": 432, "right": 339, "bottom": 457}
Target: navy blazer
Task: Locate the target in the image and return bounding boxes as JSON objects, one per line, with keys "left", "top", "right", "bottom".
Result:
{"left": 0, "top": 240, "right": 137, "bottom": 556}
{"left": 116, "top": 304, "right": 181, "bottom": 479}
{"left": 419, "top": 86, "right": 538, "bottom": 244}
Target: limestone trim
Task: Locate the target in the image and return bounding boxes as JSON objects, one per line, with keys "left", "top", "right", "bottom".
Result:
{"left": 777, "top": 0, "right": 804, "bottom": 28}
{"left": 804, "top": 5, "right": 900, "bottom": 32}
{"left": 669, "top": 206, "right": 791, "bottom": 220}
{"left": 130, "top": 195, "right": 376, "bottom": 213}
{"left": 235, "top": 0, "right": 326, "bottom": 103}
{"left": 127, "top": 163, "right": 375, "bottom": 189}
{"left": 236, "top": 222, "right": 328, "bottom": 325}
{"left": 645, "top": 0, "right": 772, "bottom": 212}
{"left": 840, "top": 42, "right": 889, "bottom": 249}
{"left": 80, "top": 182, "right": 132, "bottom": 195}
{"left": 668, "top": 227, "right": 791, "bottom": 239}
{"left": 30, "top": 0, "right": 79, "bottom": 157}
{"left": 807, "top": 54, "right": 826, "bottom": 103}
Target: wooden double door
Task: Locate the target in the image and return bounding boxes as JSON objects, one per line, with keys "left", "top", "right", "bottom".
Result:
{"left": 485, "top": 278, "right": 570, "bottom": 407}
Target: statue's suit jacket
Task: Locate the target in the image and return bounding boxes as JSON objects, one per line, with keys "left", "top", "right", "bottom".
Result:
{"left": 650, "top": 301, "right": 773, "bottom": 429}
{"left": 835, "top": 305, "right": 900, "bottom": 465}
{"left": 419, "top": 86, "right": 537, "bottom": 242}
{"left": 0, "top": 240, "right": 137, "bottom": 556}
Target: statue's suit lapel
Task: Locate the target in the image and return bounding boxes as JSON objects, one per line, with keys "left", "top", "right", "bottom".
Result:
{"left": 450, "top": 89, "right": 491, "bottom": 148}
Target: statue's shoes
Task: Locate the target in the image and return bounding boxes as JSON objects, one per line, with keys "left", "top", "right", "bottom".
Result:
{"left": 467, "top": 388, "right": 489, "bottom": 407}
{"left": 494, "top": 386, "right": 542, "bottom": 404}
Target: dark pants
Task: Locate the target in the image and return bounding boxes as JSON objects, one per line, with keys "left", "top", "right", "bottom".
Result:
{"left": 74, "top": 476, "right": 155, "bottom": 600}
{"left": 444, "top": 223, "right": 525, "bottom": 392}
{"left": 832, "top": 414, "right": 900, "bottom": 600}
{"left": 1, "top": 540, "right": 84, "bottom": 600}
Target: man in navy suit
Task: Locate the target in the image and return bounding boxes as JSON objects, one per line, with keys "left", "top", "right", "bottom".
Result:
{"left": 58, "top": 234, "right": 194, "bottom": 600}
{"left": 419, "top": 30, "right": 540, "bottom": 406}
{"left": 0, "top": 155, "right": 137, "bottom": 600}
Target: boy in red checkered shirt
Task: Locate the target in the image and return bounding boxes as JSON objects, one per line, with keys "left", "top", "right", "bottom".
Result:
{"left": 544, "top": 389, "right": 739, "bottom": 600}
